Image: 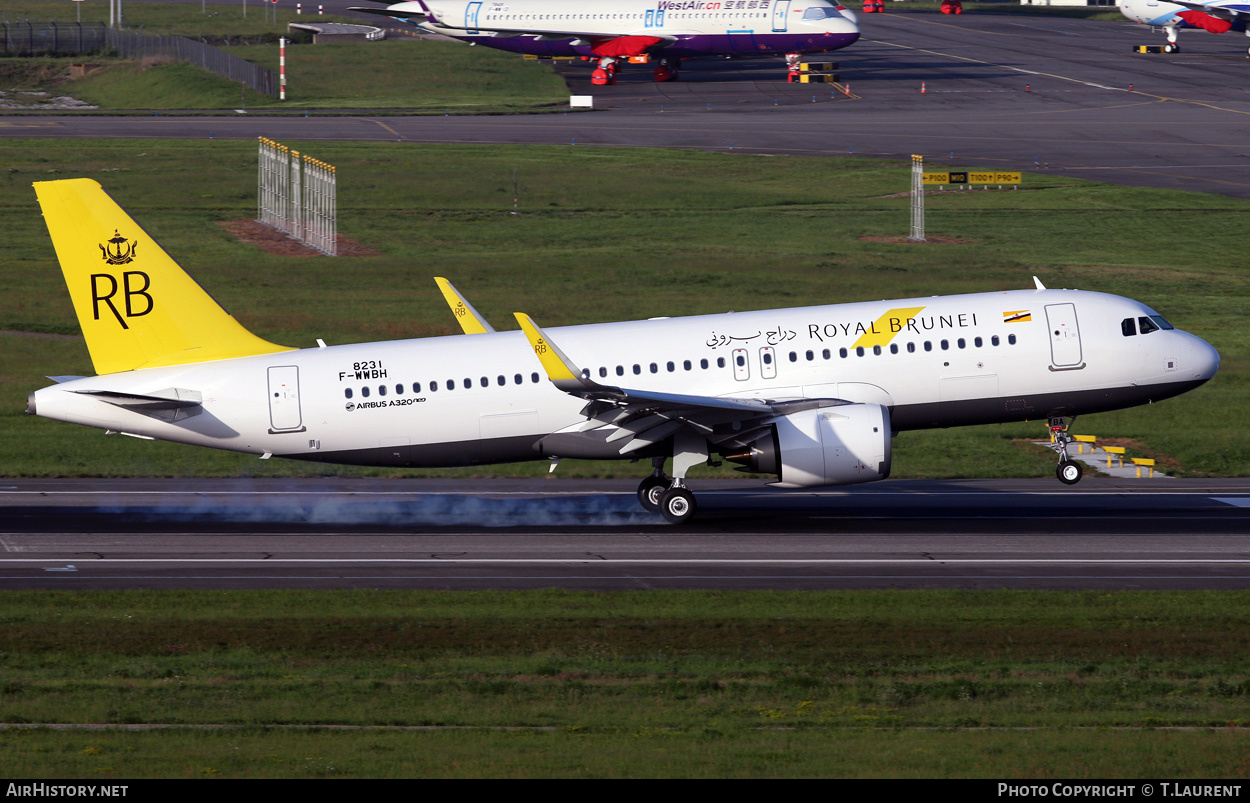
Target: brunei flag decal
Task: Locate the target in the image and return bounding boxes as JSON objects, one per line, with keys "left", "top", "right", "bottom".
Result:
{"left": 1003, "top": 310, "right": 1032, "bottom": 324}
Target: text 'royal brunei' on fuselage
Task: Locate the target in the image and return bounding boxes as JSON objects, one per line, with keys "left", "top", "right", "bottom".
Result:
{"left": 349, "top": 0, "right": 859, "bottom": 81}
{"left": 26, "top": 179, "right": 1220, "bottom": 523}
{"left": 1119, "top": 0, "right": 1250, "bottom": 53}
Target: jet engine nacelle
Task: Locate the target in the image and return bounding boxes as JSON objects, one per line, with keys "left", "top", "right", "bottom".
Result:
{"left": 729, "top": 403, "right": 892, "bottom": 488}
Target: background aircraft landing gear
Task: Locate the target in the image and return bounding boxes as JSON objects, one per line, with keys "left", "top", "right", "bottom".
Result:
{"left": 592, "top": 57, "right": 619, "bottom": 86}
{"left": 785, "top": 52, "right": 802, "bottom": 82}
{"left": 654, "top": 58, "right": 680, "bottom": 82}
{"left": 1164, "top": 25, "right": 1180, "bottom": 52}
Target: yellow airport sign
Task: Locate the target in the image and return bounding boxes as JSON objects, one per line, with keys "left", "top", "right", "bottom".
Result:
{"left": 924, "top": 171, "right": 1021, "bottom": 185}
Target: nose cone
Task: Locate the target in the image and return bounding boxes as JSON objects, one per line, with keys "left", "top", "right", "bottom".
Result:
{"left": 1190, "top": 334, "right": 1221, "bottom": 384}
{"left": 831, "top": 15, "right": 860, "bottom": 40}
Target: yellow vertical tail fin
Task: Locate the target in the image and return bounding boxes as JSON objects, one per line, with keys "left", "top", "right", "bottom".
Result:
{"left": 34, "top": 178, "right": 295, "bottom": 375}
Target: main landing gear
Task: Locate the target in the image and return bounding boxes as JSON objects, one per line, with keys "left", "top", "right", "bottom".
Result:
{"left": 1050, "top": 415, "right": 1084, "bottom": 486}
{"left": 591, "top": 57, "right": 620, "bottom": 85}
{"left": 592, "top": 56, "right": 682, "bottom": 85}
{"left": 654, "top": 57, "right": 681, "bottom": 82}
{"left": 636, "top": 433, "right": 709, "bottom": 524}
{"left": 637, "top": 458, "right": 699, "bottom": 524}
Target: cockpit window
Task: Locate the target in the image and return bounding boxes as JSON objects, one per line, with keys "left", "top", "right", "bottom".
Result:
{"left": 1122, "top": 318, "right": 1137, "bottom": 337}
{"left": 802, "top": 6, "right": 842, "bottom": 19}
{"left": 1136, "top": 316, "right": 1174, "bottom": 335}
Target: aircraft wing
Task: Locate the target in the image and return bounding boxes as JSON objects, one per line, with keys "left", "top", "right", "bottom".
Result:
{"left": 514, "top": 313, "right": 850, "bottom": 456}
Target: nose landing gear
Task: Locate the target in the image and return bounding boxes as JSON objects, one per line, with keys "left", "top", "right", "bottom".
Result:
{"left": 1050, "top": 416, "right": 1084, "bottom": 485}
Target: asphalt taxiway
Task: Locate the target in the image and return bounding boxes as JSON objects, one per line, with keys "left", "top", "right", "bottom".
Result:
{"left": 3, "top": 478, "right": 1249, "bottom": 589}
{"left": 4, "top": 12, "right": 1249, "bottom": 197}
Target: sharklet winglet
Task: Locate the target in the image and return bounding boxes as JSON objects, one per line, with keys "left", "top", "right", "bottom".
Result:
{"left": 435, "top": 277, "right": 496, "bottom": 334}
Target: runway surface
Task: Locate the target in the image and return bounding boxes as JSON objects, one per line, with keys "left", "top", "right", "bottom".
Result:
{"left": 3, "top": 478, "right": 1249, "bottom": 589}
{"left": 4, "top": 12, "right": 1250, "bottom": 197}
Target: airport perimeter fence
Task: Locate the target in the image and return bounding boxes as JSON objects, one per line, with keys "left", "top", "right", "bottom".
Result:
{"left": 1, "top": 22, "right": 277, "bottom": 98}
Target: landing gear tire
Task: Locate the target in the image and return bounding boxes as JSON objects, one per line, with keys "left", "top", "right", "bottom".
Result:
{"left": 638, "top": 476, "right": 669, "bottom": 512}
{"left": 1057, "top": 459, "right": 1083, "bottom": 486}
{"left": 1164, "top": 43, "right": 1179, "bottom": 53}
{"left": 658, "top": 486, "right": 697, "bottom": 524}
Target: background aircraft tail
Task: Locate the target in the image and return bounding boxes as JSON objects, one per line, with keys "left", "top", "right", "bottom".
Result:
{"left": 34, "top": 178, "right": 295, "bottom": 375}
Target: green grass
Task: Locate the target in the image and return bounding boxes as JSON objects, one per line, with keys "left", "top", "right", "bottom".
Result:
{"left": 1, "top": 138, "right": 1247, "bottom": 479}
{"left": 1, "top": 589, "right": 1248, "bottom": 777}
{"left": 1, "top": 2, "right": 568, "bottom": 111}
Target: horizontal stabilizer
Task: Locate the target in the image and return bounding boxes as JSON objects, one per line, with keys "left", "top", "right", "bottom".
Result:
{"left": 347, "top": 7, "right": 428, "bottom": 21}
{"left": 74, "top": 387, "right": 203, "bottom": 410}
{"left": 73, "top": 387, "right": 204, "bottom": 422}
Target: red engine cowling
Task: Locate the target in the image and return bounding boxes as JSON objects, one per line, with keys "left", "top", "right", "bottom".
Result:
{"left": 728, "top": 403, "right": 892, "bottom": 488}
{"left": 1176, "top": 9, "right": 1233, "bottom": 33}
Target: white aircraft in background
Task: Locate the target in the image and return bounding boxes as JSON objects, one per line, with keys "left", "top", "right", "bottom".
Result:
{"left": 28, "top": 179, "right": 1219, "bottom": 523}
{"left": 349, "top": 0, "right": 859, "bottom": 83}
{"left": 1119, "top": 0, "right": 1250, "bottom": 53}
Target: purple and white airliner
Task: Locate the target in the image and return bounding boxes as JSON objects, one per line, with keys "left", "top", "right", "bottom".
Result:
{"left": 350, "top": 0, "right": 859, "bottom": 83}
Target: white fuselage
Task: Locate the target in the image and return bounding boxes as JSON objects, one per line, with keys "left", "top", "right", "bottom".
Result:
{"left": 385, "top": 0, "right": 860, "bottom": 59}
{"left": 29, "top": 287, "right": 1219, "bottom": 471}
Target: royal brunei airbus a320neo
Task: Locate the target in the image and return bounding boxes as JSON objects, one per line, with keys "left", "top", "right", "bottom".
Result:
{"left": 28, "top": 179, "right": 1220, "bottom": 523}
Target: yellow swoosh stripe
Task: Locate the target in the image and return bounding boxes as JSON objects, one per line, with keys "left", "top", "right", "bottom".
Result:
{"left": 851, "top": 306, "right": 926, "bottom": 349}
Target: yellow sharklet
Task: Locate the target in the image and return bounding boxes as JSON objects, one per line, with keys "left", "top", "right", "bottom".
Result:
{"left": 513, "top": 312, "right": 584, "bottom": 389}
{"left": 34, "top": 179, "right": 294, "bottom": 375}
{"left": 435, "top": 276, "right": 496, "bottom": 334}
